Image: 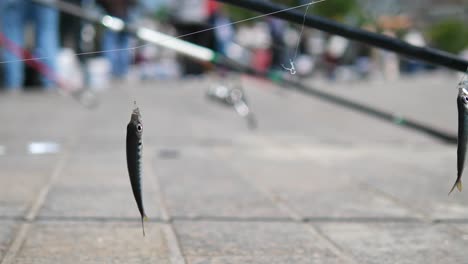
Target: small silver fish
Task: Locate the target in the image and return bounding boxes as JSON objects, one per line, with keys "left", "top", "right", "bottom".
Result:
{"left": 126, "top": 102, "right": 148, "bottom": 235}
{"left": 450, "top": 87, "right": 468, "bottom": 194}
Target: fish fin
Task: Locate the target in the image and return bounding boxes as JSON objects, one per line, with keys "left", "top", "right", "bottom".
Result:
{"left": 141, "top": 215, "right": 147, "bottom": 237}
{"left": 449, "top": 179, "right": 463, "bottom": 195}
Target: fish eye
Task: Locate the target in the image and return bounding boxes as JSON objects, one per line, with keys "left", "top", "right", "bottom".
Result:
{"left": 137, "top": 124, "right": 143, "bottom": 132}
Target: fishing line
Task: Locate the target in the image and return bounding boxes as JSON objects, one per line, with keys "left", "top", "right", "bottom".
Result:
{"left": 281, "top": 0, "right": 315, "bottom": 75}
{"left": 457, "top": 66, "right": 468, "bottom": 87}
{"left": 0, "top": 0, "right": 326, "bottom": 65}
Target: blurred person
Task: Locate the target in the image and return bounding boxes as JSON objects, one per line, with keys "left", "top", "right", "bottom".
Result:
{"left": 378, "top": 30, "right": 399, "bottom": 80}
{"left": 139, "top": 0, "right": 168, "bottom": 15}
{"left": 97, "top": 0, "right": 137, "bottom": 79}
{"left": 211, "top": 9, "right": 234, "bottom": 56}
{"left": 324, "top": 35, "right": 349, "bottom": 80}
{"left": 169, "top": 0, "right": 214, "bottom": 76}
{"left": 344, "top": 38, "right": 375, "bottom": 80}
{"left": 60, "top": 0, "right": 82, "bottom": 50}
{"left": 401, "top": 29, "right": 426, "bottom": 74}
{"left": 267, "top": 17, "right": 287, "bottom": 70}
{"left": 0, "top": 0, "right": 59, "bottom": 90}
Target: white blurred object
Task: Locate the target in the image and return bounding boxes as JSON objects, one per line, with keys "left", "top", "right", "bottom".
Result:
{"left": 252, "top": 22, "right": 271, "bottom": 49}
{"left": 0, "top": 145, "right": 5, "bottom": 155}
{"left": 381, "top": 51, "right": 400, "bottom": 81}
{"left": 308, "top": 34, "right": 325, "bottom": 55}
{"left": 403, "top": 30, "right": 425, "bottom": 47}
{"left": 284, "top": 27, "right": 299, "bottom": 48}
{"left": 226, "top": 43, "right": 251, "bottom": 65}
{"left": 27, "top": 142, "right": 60, "bottom": 155}
{"left": 335, "top": 66, "right": 358, "bottom": 82}
{"left": 86, "top": 57, "right": 111, "bottom": 91}
{"left": 327, "top": 36, "right": 349, "bottom": 58}
{"left": 56, "top": 48, "right": 83, "bottom": 91}
{"left": 237, "top": 23, "right": 271, "bottom": 49}
{"left": 295, "top": 54, "right": 314, "bottom": 76}
{"left": 169, "top": 0, "right": 208, "bottom": 23}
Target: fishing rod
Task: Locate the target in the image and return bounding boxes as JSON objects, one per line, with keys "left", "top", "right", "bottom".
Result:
{"left": 31, "top": 0, "right": 457, "bottom": 143}
{"left": 0, "top": 31, "right": 97, "bottom": 108}
{"left": 217, "top": 57, "right": 457, "bottom": 144}
{"left": 216, "top": 0, "right": 468, "bottom": 73}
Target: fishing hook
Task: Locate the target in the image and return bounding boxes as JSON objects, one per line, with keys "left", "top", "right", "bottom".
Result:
{"left": 281, "top": 59, "right": 296, "bottom": 75}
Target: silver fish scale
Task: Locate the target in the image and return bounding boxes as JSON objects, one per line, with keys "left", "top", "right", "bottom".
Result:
{"left": 137, "top": 139, "right": 143, "bottom": 180}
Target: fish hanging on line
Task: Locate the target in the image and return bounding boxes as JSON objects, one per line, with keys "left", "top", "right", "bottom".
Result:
{"left": 126, "top": 101, "right": 148, "bottom": 235}
{"left": 450, "top": 77, "right": 468, "bottom": 194}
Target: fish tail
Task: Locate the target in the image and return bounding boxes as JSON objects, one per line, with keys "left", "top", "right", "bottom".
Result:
{"left": 449, "top": 179, "right": 463, "bottom": 195}
{"left": 141, "top": 215, "right": 148, "bottom": 237}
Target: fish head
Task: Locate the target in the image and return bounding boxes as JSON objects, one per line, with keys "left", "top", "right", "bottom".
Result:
{"left": 130, "top": 102, "right": 143, "bottom": 137}
{"left": 458, "top": 87, "right": 468, "bottom": 110}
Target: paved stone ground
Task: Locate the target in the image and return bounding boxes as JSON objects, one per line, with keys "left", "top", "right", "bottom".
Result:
{"left": 1, "top": 73, "right": 468, "bottom": 263}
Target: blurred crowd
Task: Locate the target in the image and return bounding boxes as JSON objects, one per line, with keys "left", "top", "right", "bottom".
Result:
{"left": 0, "top": 0, "right": 467, "bottom": 91}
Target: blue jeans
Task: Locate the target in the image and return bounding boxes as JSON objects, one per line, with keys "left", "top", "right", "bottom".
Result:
{"left": 0, "top": 0, "right": 58, "bottom": 89}
{"left": 102, "top": 30, "right": 131, "bottom": 78}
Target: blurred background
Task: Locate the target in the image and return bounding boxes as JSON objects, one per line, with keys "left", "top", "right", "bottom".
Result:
{"left": 0, "top": 0, "right": 466, "bottom": 90}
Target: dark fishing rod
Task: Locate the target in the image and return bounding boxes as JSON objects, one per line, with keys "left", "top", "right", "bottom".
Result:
{"left": 287, "top": 78, "right": 457, "bottom": 144}
{"left": 216, "top": 56, "right": 457, "bottom": 144}
{"left": 216, "top": 0, "right": 468, "bottom": 73}
{"left": 32, "top": 0, "right": 457, "bottom": 144}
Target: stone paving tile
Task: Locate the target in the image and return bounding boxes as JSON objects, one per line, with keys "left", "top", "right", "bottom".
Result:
{"left": 13, "top": 222, "right": 170, "bottom": 264}
{"left": 156, "top": 157, "right": 286, "bottom": 219}
{"left": 174, "top": 221, "right": 340, "bottom": 260}
{"left": 313, "top": 74, "right": 456, "bottom": 131}
{"left": 38, "top": 186, "right": 162, "bottom": 220}
{"left": 231, "top": 158, "right": 413, "bottom": 219}
{"left": 54, "top": 153, "right": 135, "bottom": 188}
{"left": 1, "top": 76, "right": 464, "bottom": 263}
{"left": 186, "top": 255, "right": 344, "bottom": 264}
{"left": 0, "top": 221, "right": 17, "bottom": 261}
{"left": 329, "top": 150, "right": 468, "bottom": 220}
{"left": 317, "top": 222, "right": 468, "bottom": 264}
{"left": 448, "top": 224, "right": 468, "bottom": 238}
{"left": 0, "top": 93, "right": 86, "bottom": 144}
{"left": 39, "top": 153, "right": 163, "bottom": 219}
{"left": 241, "top": 78, "right": 438, "bottom": 145}
{"left": 0, "top": 155, "right": 58, "bottom": 217}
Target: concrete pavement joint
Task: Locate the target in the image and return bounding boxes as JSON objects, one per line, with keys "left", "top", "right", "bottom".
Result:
{"left": 24, "top": 152, "right": 69, "bottom": 222}
{"left": 162, "top": 224, "right": 186, "bottom": 264}
{"left": 358, "top": 182, "right": 432, "bottom": 223}
{"left": 0, "top": 136, "right": 75, "bottom": 264}
{"left": 0, "top": 223, "right": 31, "bottom": 264}
{"left": 1, "top": 215, "right": 433, "bottom": 224}
{"left": 355, "top": 182, "right": 468, "bottom": 243}
{"left": 223, "top": 154, "right": 358, "bottom": 263}
{"left": 311, "top": 224, "right": 360, "bottom": 264}
{"left": 147, "top": 146, "right": 187, "bottom": 264}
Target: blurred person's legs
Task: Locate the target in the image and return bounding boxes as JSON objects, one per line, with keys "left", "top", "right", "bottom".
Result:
{"left": 60, "top": 0, "right": 82, "bottom": 49}
{"left": 0, "top": 0, "right": 27, "bottom": 90}
{"left": 102, "top": 30, "right": 118, "bottom": 76}
{"left": 102, "top": 30, "right": 131, "bottom": 78}
{"left": 33, "top": 2, "right": 59, "bottom": 88}
{"left": 115, "top": 32, "right": 131, "bottom": 77}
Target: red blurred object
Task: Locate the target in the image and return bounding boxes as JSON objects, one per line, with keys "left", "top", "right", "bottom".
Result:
{"left": 251, "top": 48, "right": 272, "bottom": 73}
{"left": 0, "top": 31, "right": 67, "bottom": 90}
{"left": 207, "top": 0, "right": 219, "bottom": 16}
